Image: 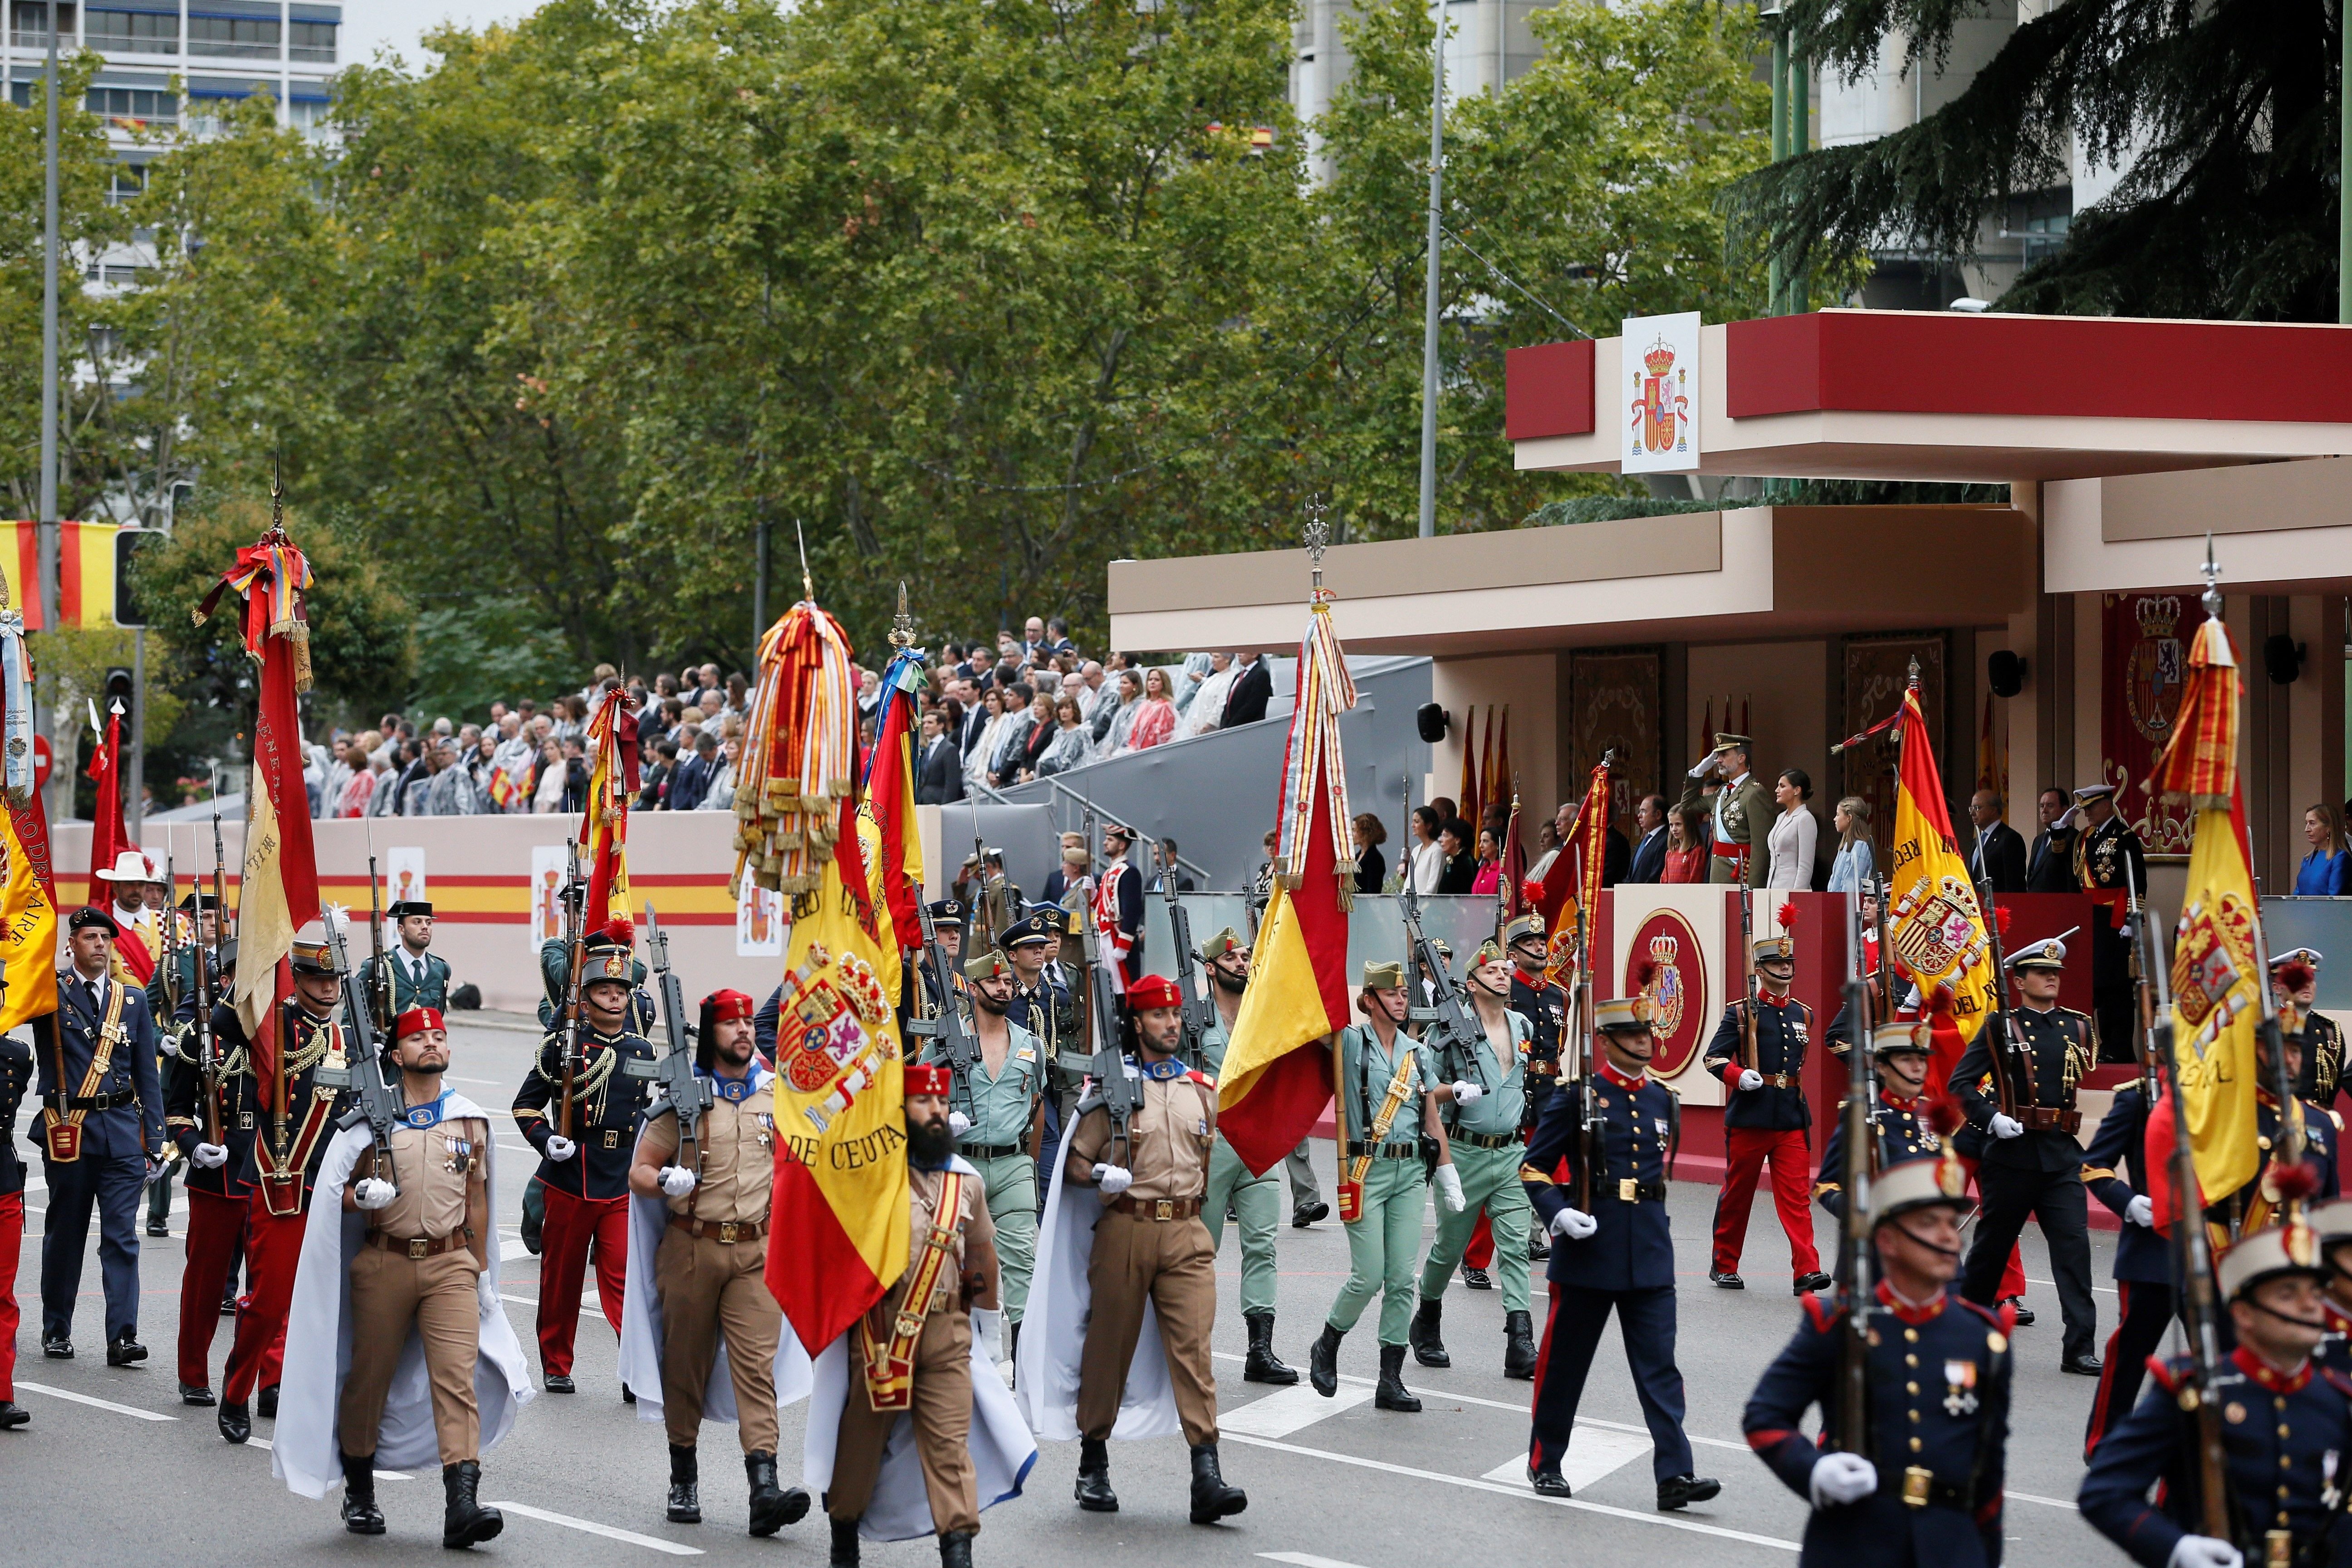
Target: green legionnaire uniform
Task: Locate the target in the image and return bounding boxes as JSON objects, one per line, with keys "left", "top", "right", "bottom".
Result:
{"left": 928, "top": 947, "right": 1047, "bottom": 1347}
{"left": 367, "top": 901, "right": 454, "bottom": 1015}
{"left": 1192, "top": 927, "right": 1298, "bottom": 1385}
{"left": 1411, "top": 1002, "right": 1537, "bottom": 1379}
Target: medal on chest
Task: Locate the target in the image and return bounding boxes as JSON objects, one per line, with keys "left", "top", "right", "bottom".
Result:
{"left": 1942, "top": 1359, "right": 1979, "bottom": 1417}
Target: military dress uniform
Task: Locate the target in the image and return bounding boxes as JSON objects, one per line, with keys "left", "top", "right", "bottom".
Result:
{"left": 1318, "top": 1011, "right": 1438, "bottom": 1371}
{"left": 1004, "top": 909, "right": 1080, "bottom": 1202}
{"left": 1680, "top": 736, "right": 1772, "bottom": 884}
{"left": 0, "top": 1027, "right": 32, "bottom": 1424}
{"left": 1193, "top": 996, "right": 1298, "bottom": 1387}
{"left": 514, "top": 952, "right": 656, "bottom": 1386}
{"left": 1950, "top": 956, "right": 2099, "bottom": 1368}
{"left": 369, "top": 939, "right": 454, "bottom": 1016}
{"left": 1705, "top": 970, "right": 1825, "bottom": 1289}
{"left": 2071, "top": 788, "right": 2146, "bottom": 1066}
{"left": 2079, "top": 1083, "right": 2182, "bottom": 1457}
{"left": 1813, "top": 1090, "right": 1944, "bottom": 1219}
{"left": 162, "top": 986, "right": 260, "bottom": 1401}
{"left": 2209, "top": 1092, "right": 2339, "bottom": 1238}
{"left": 35, "top": 928, "right": 165, "bottom": 1361}
{"left": 2284, "top": 950, "right": 2350, "bottom": 1119}
{"left": 1412, "top": 1007, "right": 1537, "bottom": 1377}
{"left": 925, "top": 950, "right": 1044, "bottom": 1338}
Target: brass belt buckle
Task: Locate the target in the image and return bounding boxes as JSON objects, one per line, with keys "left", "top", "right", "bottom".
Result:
{"left": 2268, "top": 1528, "right": 2294, "bottom": 1568}
{"left": 1618, "top": 1177, "right": 1637, "bottom": 1203}
{"left": 1154, "top": 1199, "right": 1173, "bottom": 1221}
{"left": 407, "top": 1238, "right": 430, "bottom": 1259}
{"left": 1901, "top": 1466, "right": 1932, "bottom": 1509}
{"left": 717, "top": 1221, "right": 740, "bottom": 1245}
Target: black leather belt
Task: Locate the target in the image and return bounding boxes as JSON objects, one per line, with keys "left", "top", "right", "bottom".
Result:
{"left": 1345, "top": 1140, "right": 1420, "bottom": 1160}
{"left": 1898, "top": 1465, "right": 1975, "bottom": 1511}
{"left": 1613, "top": 1178, "right": 1668, "bottom": 1202}
{"left": 63, "top": 1090, "right": 138, "bottom": 1111}
{"left": 959, "top": 1140, "right": 1030, "bottom": 1159}
{"left": 366, "top": 1230, "right": 472, "bottom": 1258}
{"left": 1454, "top": 1130, "right": 1521, "bottom": 1150}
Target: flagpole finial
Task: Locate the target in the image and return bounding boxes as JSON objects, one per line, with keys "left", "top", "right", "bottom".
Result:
{"left": 267, "top": 455, "right": 286, "bottom": 536}
{"left": 794, "top": 519, "right": 813, "bottom": 603}
{"left": 1906, "top": 654, "right": 1921, "bottom": 690}
{"left": 889, "top": 581, "right": 915, "bottom": 652}
{"left": 1303, "top": 498, "right": 1332, "bottom": 599}
{"left": 2200, "top": 532, "right": 2224, "bottom": 619}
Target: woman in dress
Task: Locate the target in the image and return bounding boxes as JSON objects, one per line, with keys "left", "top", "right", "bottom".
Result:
{"left": 1126, "top": 666, "right": 1179, "bottom": 751}
{"left": 530, "top": 737, "right": 569, "bottom": 814}
{"left": 965, "top": 686, "right": 1012, "bottom": 795}
{"left": 1469, "top": 827, "right": 1502, "bottom": 897}
{"left": 988, "top": 687, "right": 1040, "bottom": 789}
{"left": 1013, "top": 691, "right": 1058, "bottom": 782}
{"left": 1764, "top": 768, "right": 1819, "bottom": 891}
{"left": 1097, "top": 668, "right": 1144, "bottom": 759}
{"left": 1035, "top": 694, "right": 1092, "bottom": 777}
{"left": 1662, "top": 806, "right": 1710, "bottom": 884}
{"left": 1352, "top": 812, "right": 1390, "bottom": 893}
{"left": 2296, "top": 803, "right": 2352, "bottom": 894}
{"left": 1177, "top": 652, "right": 1240, "bottom": 740}
{"left": 1410, "top": 805, "right": 1446, "bottom": 894}
{"left": 1826, "top": 796, "right": 1876, "bottom": 893}
{"left": 1436, "top": 818, "right": 1478, "bottom": 894}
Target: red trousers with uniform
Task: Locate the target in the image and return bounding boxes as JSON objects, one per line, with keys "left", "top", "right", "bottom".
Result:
{"left": 537, "top": 1183, "right": 629, "bottom": 1377}
{"left": 1959, "top": 1156, "right": 2028, "bottom": 1302}
{"left": 178, "top": 1187, "right": 250, "bottom": 1389}
{"left": 1464, "top": 1210, "right": 1494, "bottom": 1269}
{"left": 222, "top": 1193, "right": 302, "bottom": 1403}
{"left": 0, "top": 1191, "right": 21, "bottom": 1401}
{"left": 1710, "top": 1127, "right": 1821, "bottom": 1277}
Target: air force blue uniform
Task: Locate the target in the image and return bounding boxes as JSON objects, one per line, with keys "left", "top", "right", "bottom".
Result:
{"left": 1519, "top": 1066, "right": 1692, "bottom": 1484}
{"left": 1744, "top": 1286, "right": 2014, "bottom": 1567}
{"left": 35, "top": 969, "right": 164, "bottom": 1347}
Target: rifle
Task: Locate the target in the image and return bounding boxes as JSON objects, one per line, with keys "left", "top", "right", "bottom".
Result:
{"left": 903, "top": 880, "right": 980, "bottom": 1113}
{"left": 1975, "top": 879, "right": 2027, "bottom": 1122}
{"left": 622, "top": 905, "right": 710, "bottom": 1180}
{"left": 1060, "top": 860, "right": 1137, "bottom": 1168}
{"left": 1161, "top": 840, "right": 1210, "bottom": 1073}
{"left": 1738, "top": 858, "right": 1759, "bottom": 1073}
{"left": 321, "top": 916, "right": 401, "bottom": 1190}
{"left": 363, "top": 822, "right": 392, "bottom": 1036}
{"left": 1571, "top": 880, "right": 1600, "bottom": 1213}
{"left": 1834, "top": 886, "right": 1877, "bottom": 1452}
{"left": 557, "top": 841, "right": 587, "bottom": 1139}
{"left": 210, "top": 791, "right": 230, "bottom": 946}
{"left": 2137, "top": 878, "right": 2230, "bottom": 1540}
{"left": 1400, "top": 867, "right": 1485, "bottom": 1127}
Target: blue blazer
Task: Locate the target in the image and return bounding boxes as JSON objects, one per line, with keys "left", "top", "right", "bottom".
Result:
{"left": 34, "top": 971, "right": 163, "bottom": 1161}
{"left": 2295, "top": 848, "right": 2352, "bottom": 895}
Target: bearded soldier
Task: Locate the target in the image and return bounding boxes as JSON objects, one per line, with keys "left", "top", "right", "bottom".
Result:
{"left": 1193, "top": 928, "right": 1298, "bottom": 1384}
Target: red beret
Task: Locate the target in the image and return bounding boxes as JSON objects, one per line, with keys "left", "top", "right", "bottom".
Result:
{"left": 1126, "top": 974, "right": 1182, "bottom": 1012}
{"left": 904, "top": 1062, "right": 953, "bottom": 1098}
{"left": 704, "top": 989, "right": 755, "bottom": 1022}
{"left": 394, "top": 1006, "right": 446, "bottom": 1039}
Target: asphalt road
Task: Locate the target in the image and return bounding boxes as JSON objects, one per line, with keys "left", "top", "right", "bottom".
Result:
{"left": 4, "top": 1012, "right": 2133, "bottom": 1566}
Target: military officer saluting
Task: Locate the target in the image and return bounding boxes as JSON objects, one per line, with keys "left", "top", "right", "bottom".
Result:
{"left": 1950, "top": 935, "right": 2101, "bottom": 1373}
{"left": 2079, "top": 1062, "right": 2180, "bottom": 1458}
{"left": 929, "top": 948, "right": 1045, "bottom": 1361}
{"left": 1680, "top": 732, "right": 1772, "bottom": 884}
{"left": 1743, "top": 1139, "right": 2016, "bottom": 1568}
{"left": 2070, "top": 782, "right": 2146, "bottom": 1063}
{"left": 1812, "top": 1018, "right": 1944, "bottom": 1221}
{"left": 1192, "top": 928, "right": 1298, "bottom": 1385}
{"left": 2278, "top": 950, "right": 2349, "bottom": 1113}
{"left": 1410, "top": 939, "right": 1538, "bottom": 1380}
{"left": 1520, "top": 990, "right": 1717, "bottom": 1510}
{"left": 370, "top": 900, "right": 453, "bottom": 1015}
{"left": 513, "top": 933, "right": 657, "bottom": 1393}
{"left": 2081, "top": 1217, "right": 2352, "bottom": 1568}
{"left": 1705, "top": 911, "right": 1830, "bottom": 1294}
{"left": 162, "top": 931, "right": 257, "bottom": 1407}
{"left": 36, "top": 906, "right": 165, "bottom": 1367}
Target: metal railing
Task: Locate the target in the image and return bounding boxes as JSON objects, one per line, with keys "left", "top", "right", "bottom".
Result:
{"left": 1023, "top": 772, "right": 1216, "bottom": 887}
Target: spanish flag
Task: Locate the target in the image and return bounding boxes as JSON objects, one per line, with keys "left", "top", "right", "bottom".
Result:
{"left": 2149, "top": 608, "right": 2263, "bottom": 1205}
{"left": 0, "top": 575, "right": 54, "bottom": 1031}
{"left": 580, "top": 686, "right": 635, "bottom": 942}
{"left": 1883, "top": 675, "right": 1997, "bottom": 1039}
{"left": 1217, "top": 580, "right": 1354, "bottom": 1176}
{"left": 861, "top": 634, "right": 926, "bottom": 955}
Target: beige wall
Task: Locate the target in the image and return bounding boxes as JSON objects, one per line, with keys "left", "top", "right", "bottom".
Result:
{"left": 1427, "top": 654, "right": 1560, "bottom": 823}
{"left": 1686, "top": 640, "right": 1830, "bottom": 815}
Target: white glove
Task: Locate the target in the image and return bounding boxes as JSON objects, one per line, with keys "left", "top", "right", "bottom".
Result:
{"left": 1808, "top": 1451, "right": 1878, "bottom": 1507}
{"left": 2168, "top": 1538, "right": 2244, "bottom": 1568}
{"left": 948, "top": 1110, "right": 973, "bottom": 1137}
{"left": 478, "top": 1272, "right": 500, "bottom": 1312}
{"left": 191, "top": 1142, "right": 229, "bottom": 1170}
{"left": 657, "top": 1166, "right": 698, "bottom": 1198}
{"left": 352, "top": 1177, "right": 396, "bottom": 1211}
{"left": 1092, "top": 1163, "right": 1133, "bottom": 1196}
{"left": 1450, "top": 1081, "right": 1483, "bottom": 1107}
{"left": 1738, "top": 1068, "right": 1764, "bottom": 1092}
{"left": 2127, "top": 1194, "right": 2156, "bottom": 1228}
{"left": 544, "top": 1134, "right": 578, "bottom": 1162}
{"left": 1989, "top": 1113, "right": 2025, "bottom": 1140}
{"left": 1433, "top": 1162, "right": 1466, "bottom": 1212}
{"left": 161, "top": 1031, "right": 181, "bottom": 1059}
{"left": 1550, "top": 1206, "right": 1598, "bottom": 1240}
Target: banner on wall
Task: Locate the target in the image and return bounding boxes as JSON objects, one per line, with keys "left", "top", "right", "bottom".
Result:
{"left": 385, "top": 846, "right": 425, "bottom": 946}
{"left": 1607, "top": 884, "right": 1726, "bottom": 1106}
{"left": 1621, "top": 312, "right": 1701, "bottom": 474}
{"left": 529, "top": 843, "right": 568, "bottom": 951}
{"left": 1569, "top": 647, "right": 1661, "bottom": 837}
{"left": 1840, "top": 633, "right": 1945, "bottom": 862}
{"left": 736, "top": 878, "right": 785, "bottom": 957}
{"left": 2100, "top": 589, "right": 2206, "bottom": 861}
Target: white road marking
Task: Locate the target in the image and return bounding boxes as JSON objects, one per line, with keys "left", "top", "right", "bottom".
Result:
{"left": 1220, "top": 1432, "right": 1799, "bottom": 1551}
{"left": 1221, "top": 1382, "right": 1376, "bottom": 1437}
{"left": 450, "top": 1077, "right": 508, "bottom": 1087}
{"left": 500, "top": 1240, "right": 535, "bottom": 1262}
{"left": 486, "top": 1500, "right": 705, "bottom": 1555}
{"left": 1261, "top": 1554, "right": 1373, "bottom": 1568}
{"left": 246, "top": 1435, "right": 410, "bottom": 1479}
{"left": 1483, "top": 1425, "right": 1651, "bottom": 1490}
{"left": 2008, "top": 1490, "right": 2079, "bottom": 1510}
{"left": 15, "top": 1382, "right": 177, "bottom": 1421}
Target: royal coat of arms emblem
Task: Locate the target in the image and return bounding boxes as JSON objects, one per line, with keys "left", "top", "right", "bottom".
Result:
{"left": 1890, "top": 872, "right": 1991, "bottom": 983}
{"left": 1629, "top": 337, "right": 1691, "bottom": 459}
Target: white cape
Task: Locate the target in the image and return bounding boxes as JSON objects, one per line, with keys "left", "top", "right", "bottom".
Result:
{"left": 273, "top": 1094, "right": 534, "bottom": 1499}
{"left": 1013, "top": 1132, "right": 1180, "bottom": 1441}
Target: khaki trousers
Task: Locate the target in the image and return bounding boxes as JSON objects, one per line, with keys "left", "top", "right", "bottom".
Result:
{"left": 338, "top": 1244, "right": 482, "bottom": 1463}
{"left": 655, "top": 1226, "right": 783, "bottom": 1454}
{"left": 1075, "top": 1210, "right": 1218, "bottom": 1445}
{"left": 828, "top": 1306, "right": 977, "bottom": 1536}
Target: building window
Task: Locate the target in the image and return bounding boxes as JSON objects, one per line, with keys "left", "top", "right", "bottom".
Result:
{"left": 88, "top": 85, "right": 176, "bottom": 129}
{"left": 289, "top": 19, "right": 333, "bottom": 63}
{"left": 286, "top": 96, "right": 332, "bottom": 138}
{"left": 104, "top": 161, "right": 145, "bottom": 204}
{"left": 11, "top": 2, "right": 77, "bottom": 50}
{"left": 188, "top": 13, "right": 279, "bottom": 59}
{"left": 185, "top": 92, "right": 241, "bottom": 136}
{"left": 87, "top": 7, "right": 176, "bottom": 52}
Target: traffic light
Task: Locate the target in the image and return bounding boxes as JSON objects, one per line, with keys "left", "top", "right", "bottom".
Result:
{"left": 103, "top": 667, "right": 133, "bottom": 729}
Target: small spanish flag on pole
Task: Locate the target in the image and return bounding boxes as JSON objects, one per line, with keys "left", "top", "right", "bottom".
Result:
{"left": 1217, "top": 511, "right": 1355, "bottom": 1176}
{"left": 0, "top": 559, "right": 55, "bottom": 1033}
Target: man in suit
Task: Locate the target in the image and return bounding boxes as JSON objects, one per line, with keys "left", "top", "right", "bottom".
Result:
{"left": 1625, "top": 794, "right": 1670, "bottom": 885}
{"left": 1221, "top": 652, "right": 1273, "bottom": 728}
{"left": 2023, "top": 786, "right": 2078, "bottom": 893}
{"left": 1146, "top": 838, "right": 1195, "bottom": 894}
{"left": 916, "top": 707, "right": 966, "bottom": 804}
{"left": 1967, "top": 790, "right": 2028, "bottom": 894}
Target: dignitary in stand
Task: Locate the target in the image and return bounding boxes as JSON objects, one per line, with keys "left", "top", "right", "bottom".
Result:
{"left": 2024, "top": 785, "right": 2079, "bottom": 893}
{"left": 1967, "top": 790, "right": 2028, "bottom": 894}
{"left": 1192, "top": 930, "right": 1298, "bottom": 1385}
{"left": 618, "top": 989, "right": 809, "bottom": 1537}
{"left": 1679, "top": 733, "right": 1771, "bottom": 884}
{"left": 269, "top": 1006, "right": 529, "bottom": 1546}
{"left": 0, "top": 1014, "right": 30, "bottom": 1429}
{"left": 1410, "top": 940, "right": 1537, "bottom": 1380}
{"left": 1704, "top": 912, "right": 1831, "bottom": 1295}
{"left": 1951, "top": 936, "right": 2102, "bottom": 1373}
{"left": 513, "top": 934, "right": 657, "bottom": 1392}
{"left": 1310, "top": 961, "right": 1465, "bottom": 1414}
{"left": 2071, "top": 782, "right": 2147, "bottom": 1062}
{"left": 35, "top": 906, "right": 164, "bottom": 1367}
{"left": 1743, "top": 1142, "right": 2015, "bottom": 1568}
{"left": 1520, "top": 991, "right": 1717, "bottom": 1509}
{"left": 928, "top": 950, "right": 1044, "bottom": 1359}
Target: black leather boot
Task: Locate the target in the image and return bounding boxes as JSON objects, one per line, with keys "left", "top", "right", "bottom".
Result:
{"left": 441, "top": 1460, "right": 505, "bottom": 1548}
{"left": 217, "top": 1399, "right": 250, "bottom": 1445}
{"left": 829, "top": 1514, "right": 861, "bottom": 1566}
{"left": 1308, "top": 1323, "right": 1343, "bottom": 1396}
{"left": 1374, "top": 1343, "right": 1421, "bottom": 1412}
{"left": 341, "top": 1451, "right": 386, "bottom": 1535}
{"left": 667, "top": 1442, "right": 701, "bottom": 1524}
{"left": 1243, "top": 1310, "right": 1298, "bottom": 1384}
{"left": 1073, "top": 1436, "right": 1117, "bottom": 1512}
{"left": 1503, "top": 1309, "right": 1537, "bottom": 1381}
{"left": 1408, "top": 1296, "right": 1450, "bottom": 1367}
{"left": 939, "top": 1528, "right": 975, "bottom": 1567}
{"left": 256, "top": 1383, "right": 278, "bottom": 1419}
{"left": 1186, "top": 1441, "right": 1247, "bottom": 1524}
{"left": 745, "top": 1451, "right": 810, "bottom": 1537}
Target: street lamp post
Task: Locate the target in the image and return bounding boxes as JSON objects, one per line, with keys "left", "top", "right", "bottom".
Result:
{"left": 1414, "top": 0, "right": 1445, "bottom": 539}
